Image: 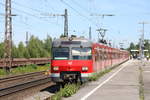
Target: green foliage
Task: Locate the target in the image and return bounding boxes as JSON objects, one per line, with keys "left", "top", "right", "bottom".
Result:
{"left": 23, "top": 47, "right": 30, "bottom": 58}
{"left": 10, "top": 65, "right": 38, "bottom": 74}
{"left": 128, "top": 40, "right": 150, "bottom": 57}
{"left": 44, "top": 35, "right": 52, "bottom": 56}
{"left": 27, "top": 36, "right": 44, "bottom": 58}
{"left": 88, "top": 73, "right": 98, "bottom": 81}
{"left": 51, "top": 92, "right": 62, "bottom": 100}
{"left": 60, "top": 34, "right": 66, "bottom": 38}
{"left": 62, "top": 84, "right": 79, "bottom": 97}
{"left": 89, "top": 68, "right": 114, "bottom": 81}
{"left": 27, "top": 35, "right": 51, "bottom": 58}
{"left": 18, "top": 42, "right": 26, "bottom": 58}
{"left": 0, "top": 69, "right": 7, "bottom": 76}
{"left": 31, "top": 64, "right": 37, "bottom": 69}
{"left": 0, "top": 43, "right": 4, "bottom": 58}
{"left": 144, "top": 40, "right": 150, "bottom": 56}
{"left": 51, "top": 83, "right": 80, "bottom": 100}
{"left": 128, "top": 42, "right": 139, "bottom": 51}
{"left": 0, "top": 35, "right": 52, "bottom": 58}
{"left": 0, "top": 64, "right": 49, "bottom": 77}
{"left": 44, "top": 63, "right": 50, "bottom": 68}
{"left": 12, "top": 45, "right": 19, "bottom": 58}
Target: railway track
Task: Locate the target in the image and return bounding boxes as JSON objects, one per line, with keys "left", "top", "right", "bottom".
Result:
{"left": 0, "top": 77, "right": 52, "bottom": 97}
{"left": 0, "top": 71, "right": 52, "bottom": 98}
{"left": 0, "top": 71, "right": 47, "bottom": 88}
{"left": 0, "top": 58, "right": 50, "bottom": 68}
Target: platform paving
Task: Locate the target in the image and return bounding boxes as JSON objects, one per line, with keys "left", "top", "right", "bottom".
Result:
{"left": 66, "top": 60, "right": 140, "bottom": 100}
{"left": 142, "top": 60, "right": 150, "bottom": 100}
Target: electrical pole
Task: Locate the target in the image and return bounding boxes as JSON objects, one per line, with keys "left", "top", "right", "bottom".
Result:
{"left": 119, "top": 42, "right": 124, "bottom": 49}
{"left": 64, "top": 9, "right": 68, "bottom": 37}
{"left": 41, "top": 9, "right": 69, "bottom": 37}
{"left": 26, "top": 31, "right": 29, "bottom": 46}
{"left": 109, "top": 40, "right": 112, "bottom": 47}
{"left": 90, "top": 14, "right": 115, "bottom": 18}
{"left": 4, "top": 0, "right": 12, "bottom": 72}
{"left": 91, "top": 13, "right": 114, "bottom": 44}
{"left": 138, "top": 21, "right": 149, "bottom": 58}
{"left": 96, "top": 28, "right": 107, "bottom": 44}
{"left": 89, "top": 26, "right": 92, "bottom": 40}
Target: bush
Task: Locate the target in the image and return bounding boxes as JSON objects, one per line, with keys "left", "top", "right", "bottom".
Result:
{"left": 0, "top": 69, "right": 7, "bottom": 77}
{"left": 51, "top": 92, "right": 62, "bottom": 100}
{"left": 62, "top": 84, "right": 79, "bottom": 97}
{"left": 51, "top": 83, "right": 80, "bottom": 100}
{"left": 31, "top": 64, "right": 37, "bottom": 69}
{"left": 88, "top": 74, "right": 98, "bottom": 81}
{"left": 0, "top": 64, "right": 49, "bottom": 77}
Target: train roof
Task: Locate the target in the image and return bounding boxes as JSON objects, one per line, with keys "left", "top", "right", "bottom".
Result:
{"left": 93, "top": 42, "right": 129, "bottom": 53}
{"left": 52, "top": 37, "right": 129, "bottom": 54}
{"left": 52, "top": 37, "right": 92, "bottom": 47}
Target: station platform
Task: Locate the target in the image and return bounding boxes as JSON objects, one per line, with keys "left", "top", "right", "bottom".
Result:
{"left": 142, "top": 60, "right": 150, "bottom": 100}
{"left": 67, "top": 60, "right": 141, "bottom": 100}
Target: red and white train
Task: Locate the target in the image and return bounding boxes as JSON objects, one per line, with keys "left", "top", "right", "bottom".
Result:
{"left": 50, "top": 37, "right": 129, "bottom": 83}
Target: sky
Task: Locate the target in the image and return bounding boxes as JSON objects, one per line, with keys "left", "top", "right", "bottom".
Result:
{"left": 0, "top": 0, "right": 150, "bottom": 48}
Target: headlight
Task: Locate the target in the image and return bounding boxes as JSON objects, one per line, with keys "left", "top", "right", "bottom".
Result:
{"left": 82, "top": 66, "right": 88, "bottom": 71}
{"left": 53, "top": 66, "right": 59, "bottom": 71}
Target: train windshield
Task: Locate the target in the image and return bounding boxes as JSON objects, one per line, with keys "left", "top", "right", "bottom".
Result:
{"left": 71, "top": 47, "right": 92, "bottom": 60}
{"left": 53, "top": 48, "right": 69, "bottom": 60}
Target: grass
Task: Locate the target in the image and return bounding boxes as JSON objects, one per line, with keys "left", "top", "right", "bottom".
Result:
{"left": 49, "top": 83, "right": 80, "bottom": 100}
{"left": 0, "top": 64, "right": 50, "bottom": 77}
{"left": 89, "top": 64, "right": 120, "bottom": 81}
{"left": 89, "top": 69, "right": 110, "bottom": 81}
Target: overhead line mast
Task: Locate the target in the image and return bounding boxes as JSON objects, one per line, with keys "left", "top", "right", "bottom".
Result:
{"left": 64, "top": 9, "right": 68, "bottom": 37}
{"left": 4, "top": 0, "right": 15, "bottom": 72}
{"left": 42, "top": 9, "right": 68, "bottom": 37}
{"left": 91, "top": 14, "right": 114, "bottom": 44}
{"left": 89, "top": 26, "right": 92, "bottom": 40}
{"left": 138, "top": 21, "right": 149, "bottom": 58}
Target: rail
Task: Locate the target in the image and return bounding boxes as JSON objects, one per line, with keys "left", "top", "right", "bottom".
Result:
{"left": 0, "top": 77, "right": 52, "bottom": 97}
{"left": 0, "top": 71, "right": 46, "bottom": 84}
{"left": 0, "top": 71, "right": 52, "bottom": 97}
{"left": 0, "top": 58, "right": 50, "bottom": 68}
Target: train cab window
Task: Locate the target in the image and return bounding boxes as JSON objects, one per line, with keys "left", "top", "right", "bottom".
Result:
{"left": 52, "top": 47, "right": 69, "bottom": 60}
{"left": 71, "top": 47, "right": 92, "bottom": 60}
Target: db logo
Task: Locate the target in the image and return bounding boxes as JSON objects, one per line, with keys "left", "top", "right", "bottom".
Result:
{"left": 68, "top": 62, "right": 72, "bottom": 65}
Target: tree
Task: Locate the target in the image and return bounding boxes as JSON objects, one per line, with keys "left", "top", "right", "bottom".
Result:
{"left": 144, "top": 40, "right": 150, "bottom": 56}
{"left": 0, "top": 43, "right": 4, "bottom": 58}
{"left": 18, "top": 42, "right": 26, "bottom": 58}
{"left": 24, "top": 47, "right": 30, "bottom": 58}
{"left": 27, "top": 35, "right": 50, "bottom": 58}
{"left": 12, "top": 45, "right": 19, "bottom": 58}
{"left": 27, "top": 36, "right": 40, "bottom": 58}
{"left": 0, "top": 34, "right": 53, "bottom": 58}
{"left": 128, "top": 40, "right": 150, "bottom": 57}
{"left": 129, "top": 42, "right": 135, "bottom": 50}
{"left": 44, "top": 35, "right": 52, "bottom": 57}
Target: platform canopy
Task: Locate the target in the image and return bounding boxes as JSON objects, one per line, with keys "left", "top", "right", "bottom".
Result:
{"left": 130, "top": 50, "right": 139, "bottom": 52}
{"left": 130, "top": 49, "right": 148, "bottom": 52}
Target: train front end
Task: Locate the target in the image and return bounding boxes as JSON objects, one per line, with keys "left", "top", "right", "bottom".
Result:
{"left": 51, "top": 37, "right": 93, "bottom": 83}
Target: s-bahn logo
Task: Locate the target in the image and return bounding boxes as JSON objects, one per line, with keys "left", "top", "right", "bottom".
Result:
{"left": 68, "top": 62, "right": 73, "bottom": 65}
